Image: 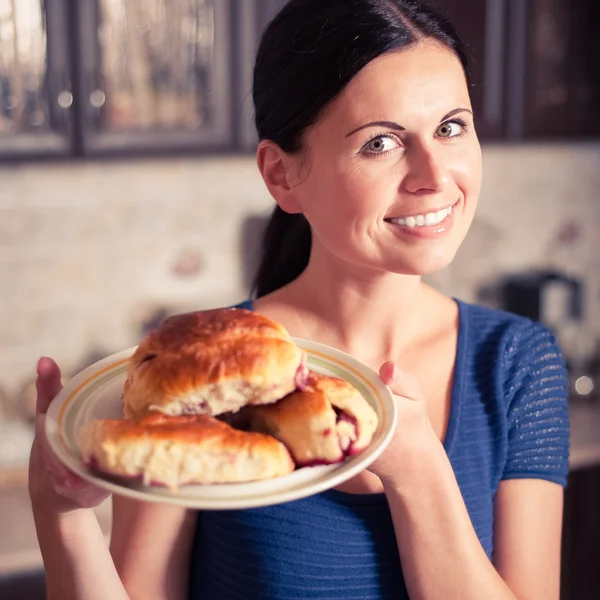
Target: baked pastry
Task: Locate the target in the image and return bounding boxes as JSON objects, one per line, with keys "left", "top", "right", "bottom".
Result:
{"left": 230, "top": 373, "right": 378, "bottom": 466}
{"left": 79, "top": 413, "right": 295, "bottom": 490}
{"left": 123, "top": 308, "right": 308, "bottom": 419}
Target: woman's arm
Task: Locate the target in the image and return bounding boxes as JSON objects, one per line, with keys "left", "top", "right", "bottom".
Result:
{"left": 34, "top": 498, "right": 197, "bottom": 600}
{"left": 31, "top": 358, "right": 198, "bottom": 600}
{"left": 382, "top": 440, "right": 562, "bottom": 600}
{"left": 371, "top": 361, "right": 564, "bottom": 600}
{"left": 493, "top": 479, "right": 564, "bottom": 600}
{"left": 31, "top": 357, "right": 129, "bottom": 600}
{"left": 110, "top": 497, "right": 198, "bottom": 600}
{"left": 34, "top": 506, "right": 130, "bottom": 600}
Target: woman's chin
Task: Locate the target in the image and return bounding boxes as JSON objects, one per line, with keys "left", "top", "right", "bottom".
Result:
{"left": 385, "top": 250, "right": 458, "bottom": 277}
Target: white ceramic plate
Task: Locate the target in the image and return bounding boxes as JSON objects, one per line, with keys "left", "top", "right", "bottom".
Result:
{"left": 46, "top": 338, "right": 397, "bottom": 510}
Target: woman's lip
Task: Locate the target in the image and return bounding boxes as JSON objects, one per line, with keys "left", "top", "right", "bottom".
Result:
{"left": 385, "top": 202, "right": 458, "bottom": 239}
{"left": 384, "top": 200, "right": 459, "bottom": 221}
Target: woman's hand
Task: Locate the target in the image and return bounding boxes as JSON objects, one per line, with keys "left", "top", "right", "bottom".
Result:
{"left": 28, "top": 357, "right": 110, "bottom": 515}
{"left": 366, "top": 361, "right": 442, "bottom": 487}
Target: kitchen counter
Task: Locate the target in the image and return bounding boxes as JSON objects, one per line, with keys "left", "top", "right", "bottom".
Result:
{"left": 0, "top": 398, "right": 599, "bottom": 579}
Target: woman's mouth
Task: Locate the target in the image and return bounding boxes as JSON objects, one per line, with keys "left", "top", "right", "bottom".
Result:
{"left": 384, "top": 201, "right": 459, "bottom": 239}
{"left": 384, "top": 203, "right": 454, "bottom": 228}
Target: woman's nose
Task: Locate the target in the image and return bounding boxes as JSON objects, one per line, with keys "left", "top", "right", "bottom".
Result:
{"left": 402, "top": 146, "right": 451, "bottom": 194}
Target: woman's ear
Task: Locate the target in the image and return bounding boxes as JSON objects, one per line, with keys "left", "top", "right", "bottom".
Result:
{"left": 256, "top": 140, "right": 303, "bottom": 214}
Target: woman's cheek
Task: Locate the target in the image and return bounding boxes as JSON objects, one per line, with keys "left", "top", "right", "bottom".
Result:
{"left": 454, "top": 142, "right": 483, "bottom": 193}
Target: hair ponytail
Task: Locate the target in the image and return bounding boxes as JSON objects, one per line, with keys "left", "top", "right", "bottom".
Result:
{"left": 251, "top": 207, "right": 312, "bottom": 299}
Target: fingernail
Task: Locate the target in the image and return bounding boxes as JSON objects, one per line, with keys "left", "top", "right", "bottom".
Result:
{"left": 36, "top": 357, "right": 48, "bottom": 375}
{"left": 384, "top": 362, "right": 398, "bottom": 381}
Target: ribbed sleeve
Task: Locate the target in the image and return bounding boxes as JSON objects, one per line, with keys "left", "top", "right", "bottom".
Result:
{"left": 501, "top": 323, "right": 570, "bottom": 486}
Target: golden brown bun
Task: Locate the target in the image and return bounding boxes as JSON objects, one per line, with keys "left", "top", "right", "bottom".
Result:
{"left": 78, "top": 413, "right": 295, "bottom": 490}
{"left": 123, "top": 308, "right": 307, "bottom": 419}
{"left": 236, "top": 373, "right": 378, "bottom": 466}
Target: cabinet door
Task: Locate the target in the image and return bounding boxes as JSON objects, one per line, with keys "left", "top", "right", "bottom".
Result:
{"left": 506, "top": 0, "right": 600, "bottom": 139}
{"left": 438, "top": 0, "right": 508, "bottom": 140}
{"left": 0, "top": 0, "right": 73, "bottom": 159}
{"left": 237, "top": 0, "right": 287, "bottom": 150}
{"left": 76, "top": 0, "right": 234, "bottom": 155}
{"left": 240, "top": 0, "right": 508, "bottom": 145}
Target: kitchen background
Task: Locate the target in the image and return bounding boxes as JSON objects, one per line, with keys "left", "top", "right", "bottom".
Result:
{"left": 1, "top": 0, "right": 599, "bottom": 598}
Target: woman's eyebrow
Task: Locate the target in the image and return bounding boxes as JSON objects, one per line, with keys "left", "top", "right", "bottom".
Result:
{"left": 345, "top": 108, "right": 473, "bottom": 138}
{"left": 439, "top": 107, "right": 473, "bottom": 122}
{"left": 345, "top": 121, "right": 405, "bottom": 138}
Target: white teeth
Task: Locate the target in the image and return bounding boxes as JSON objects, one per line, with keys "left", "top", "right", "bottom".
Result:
{"left": 387, "top": 205, "right": 453, "bottom": 227}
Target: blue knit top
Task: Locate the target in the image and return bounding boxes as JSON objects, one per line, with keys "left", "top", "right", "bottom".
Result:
{"left": 188, "top": 299, "right": 570, "bottom": 600}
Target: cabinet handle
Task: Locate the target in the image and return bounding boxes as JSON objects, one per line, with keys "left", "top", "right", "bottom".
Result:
{"left": 90, "top": 89, "right": 106, "bottom": 109}
{"left": 57, "top": 90, "right": 74, "bottom": 109}
{"left": 51, "top": 69, "right": 73, "bottom": 133}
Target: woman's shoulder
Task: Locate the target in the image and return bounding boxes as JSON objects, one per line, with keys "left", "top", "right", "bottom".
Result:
{"left": 458, "top": 298, "right": 533, "bottom": 332}
{"left": 457, "top": 298, "right": 562, "bottom": 362}
{"left": 456, "top": 299, "right": 568, "bottom": 406}
{"left": 458, "top": 299, "right": 568, "bottom": 412}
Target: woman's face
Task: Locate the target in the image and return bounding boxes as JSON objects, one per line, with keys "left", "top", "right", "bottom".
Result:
{"left": 289, "top": 41, "right": 482, "bottom": 276}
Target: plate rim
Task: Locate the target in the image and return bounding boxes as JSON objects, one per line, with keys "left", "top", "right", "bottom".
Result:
{"left": 45, "top": 339, "right": 397, "bottom": 510}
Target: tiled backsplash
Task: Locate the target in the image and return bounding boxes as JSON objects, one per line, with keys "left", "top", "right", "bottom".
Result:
{"left": 1, "top": 143, "right": 599, "bottom": 416}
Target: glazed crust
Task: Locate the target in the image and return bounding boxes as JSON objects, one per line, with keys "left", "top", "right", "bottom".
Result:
{"left": 78, "top": 413, "right": 295, "bottom": 490}
{"left": 236, "top": 373, "right": 379, "bottom": 466}
{"left": 123, "top": 308, "right": 306, "bottom": 419}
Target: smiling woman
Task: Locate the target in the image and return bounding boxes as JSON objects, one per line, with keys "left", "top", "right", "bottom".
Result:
{"left": 29, "top": 2, "right": 569, "bottom": 600}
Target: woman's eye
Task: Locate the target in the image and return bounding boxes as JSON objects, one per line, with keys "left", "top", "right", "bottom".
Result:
{"left": 436, "top": 120, "right": 465, "bottom": 138}
{"left": 363, "top": 136, "right": 400, "bottom": 154}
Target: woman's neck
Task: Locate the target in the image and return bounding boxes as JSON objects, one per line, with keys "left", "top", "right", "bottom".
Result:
{"left": 263, "top": 256, "right": 440, "bottom": 367}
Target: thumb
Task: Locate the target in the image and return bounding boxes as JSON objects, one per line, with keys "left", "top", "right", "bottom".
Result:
{"left": 35, "top": 357, "right": 63, "bottom": 415}
{"left": 379, "top": 361, "right": 423, "bottom": 401}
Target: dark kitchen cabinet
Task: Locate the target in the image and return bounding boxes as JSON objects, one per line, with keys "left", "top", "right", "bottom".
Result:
{"left": 1, "top": 0, "right": 236, "bottom": 160}
{"left": 76, "top": 0, "right": 234, "bottom": 155}
{"left": 440, "top": 0, "right": 600, "bottom": 141}
{"left": 240, "top": 0, "right": 511, "bottom": 142}
{"left": 236, "top": 0, "right": 287, "bottom": 150}
{"left": 0, "top": 0, "right": 74, "bottom": 158}
{"left": 239, "top": 0, "right": 510, "bottom": 145}
{"left": 561, "top": 464, "right": 600, "bottom": 600}
{"left": 516, "top": 0, "right": 600, "bottom": 139}
{"left": 437, "top": 0, "right": 508, "bottom": 139}
{"left": 1, "top": 0, "right": 599, "bottom": 160}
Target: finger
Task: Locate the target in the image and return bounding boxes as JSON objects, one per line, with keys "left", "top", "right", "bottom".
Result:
{"left": 35, "top": 434, "right": 72, "bottom": 481}
{"left": 379, "top": 361, "right": 423, "bottom": 401}
{"left": 47, "top": 448, "right": 75, "bottom": 481}
{"left": 45, "top": 448, "right": 90, "bottom": 495}
{"left": 35, "top": 417, "right": 78, "bottom": 480}
{"left": 35, "top": 357, "right": 63, "bottom": 415}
